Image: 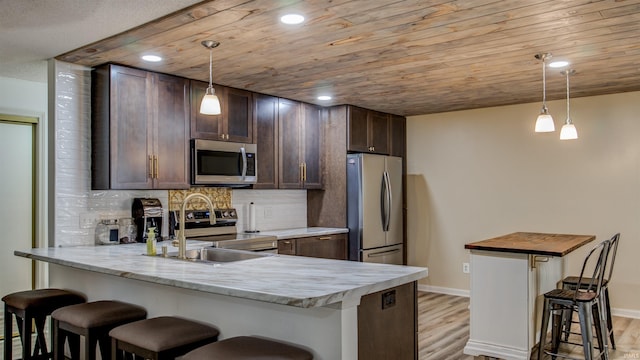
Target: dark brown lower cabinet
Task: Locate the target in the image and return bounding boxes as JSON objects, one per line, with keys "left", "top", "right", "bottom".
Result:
{"left": 358, "top": 281, "right": 417, "bottom": 360}
{"left": 277, "top": 234, "right": 347, "bottom": 260}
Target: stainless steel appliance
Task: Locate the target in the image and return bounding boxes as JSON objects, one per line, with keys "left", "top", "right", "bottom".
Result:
{"left": 191, "top": 139, "right": 257, "bottom": 186}
{"left": 132, "top": 198, "right": 163, "bottom": 243}
{"left": 169, "top": 208, "right": 278, "bottom": 252}
{"left": 347, "top": 153, "right": 404, "bottom": 264}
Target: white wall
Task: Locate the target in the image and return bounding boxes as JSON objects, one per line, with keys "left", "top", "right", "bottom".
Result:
{"left": 407, "top": 91, "right": 640, "bottom": 313}
{"left": 0, "top": 73, "right": 49, "bottom": 287}
{"left": 50, "top": 61, "right": 167, "bottom": 247}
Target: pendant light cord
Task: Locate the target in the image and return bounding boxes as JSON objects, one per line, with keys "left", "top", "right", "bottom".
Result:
{"left": 208, "top": 48, "right": 213, "bottom": 92}
{"left": 565, "top": 70, "right": 571, "bottom": 124}
{"left": 542, "top": 58, "right": 547, "bottom": 108}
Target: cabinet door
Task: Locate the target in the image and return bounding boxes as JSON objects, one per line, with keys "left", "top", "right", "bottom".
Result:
{"left": 278, "top": 98, "right": 303, "bottom": 189}
{"left": 110, "top": 65, "right": 154, "bottom": 189}
{"left": 389, "top": 114, "right": 406, "bottom": 158}
{"left": 347, "top": 106, "right": 370, "bottom": 152}
{"left": 254, "top": 94, "right": 278, "bottom": 189}
{"left": 302, "top": 103, "right": 323, "bottom": 189}
{"left": 225, "top": 87, "right": 253, "bottom": 143}
{"left": 358, "top": 282, "right": 417, "bottom": 360}
{"left": 368, "top": 110, "right": 390, "bottom": 154}
{"left": 295, "top": 234, "right": 347, "bottom": 260}
{"left": 154, "top": 74, "right": 190, "bottom": 189}
{"left": 190, "top": 80, "right": 225, "bottom": 140}
{"left": 277, "top": 239, "right": 296, "bottom": 255}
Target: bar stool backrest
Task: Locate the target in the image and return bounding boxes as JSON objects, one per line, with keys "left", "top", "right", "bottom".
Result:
{"left": 573, "top": 239, "right": 610, "bottom": 301}
{"left": 604, "top": 233, "right": 620, "bottom": 283}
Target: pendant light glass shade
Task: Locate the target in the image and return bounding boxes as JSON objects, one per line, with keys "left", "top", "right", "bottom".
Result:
{"left": 534, "top": 53, "right": 555, "bottom": 132}
{"left": 560, "top": 123, "right": 578, "bottom": 140}
{"left": 560, "top": 69, "right": 578, "bottom": 140}
{"left": 535, "top": 113, "right": 555, "bottom": 132}
{"left": 200, "top": 87, "right": 221, "bottom": 115}
{"left": 200, "top": 40, "right": 221, "bottom": 115}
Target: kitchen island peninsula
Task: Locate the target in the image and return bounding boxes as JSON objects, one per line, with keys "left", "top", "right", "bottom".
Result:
{"left": 16, "top": 241, "right": 426, "bottom": 360}
{"left": 463, "top": 232, "right": 595, "bottom": 360}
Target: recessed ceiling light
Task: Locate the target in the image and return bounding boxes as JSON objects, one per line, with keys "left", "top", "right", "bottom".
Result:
{"left": 280, "top": 14, "right": 305, "bottom": 25}
{"left": 142, "top": 55, "right": 162, "bottom": 62}
{"left": 549, "top": 60, "right": 569, "bottom": 68}
{"left": 317, "top": 95, "right": 332, "bottom": 101}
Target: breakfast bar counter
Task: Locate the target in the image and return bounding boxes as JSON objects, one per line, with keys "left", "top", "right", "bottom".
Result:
{"left": 463, "top": 232, "right": 595, "bottom": 360}
{"left": 16, "top": 242, "right": 426, "bottom": 360}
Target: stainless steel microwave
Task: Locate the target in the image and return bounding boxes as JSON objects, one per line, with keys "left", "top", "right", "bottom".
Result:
{"left": 191, "top": 139, "right": 257, "bottom": 186}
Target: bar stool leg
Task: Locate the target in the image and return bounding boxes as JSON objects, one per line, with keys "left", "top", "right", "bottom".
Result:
{"left": 33, "top": 316, "right": 48, "bottom": 358}
{"left": 4, "top": 307, "right": 11, "bottom": 360}
{"left": 577, "top": 302, "right": 595, "bottom": 360}
{"left": 604, "top": 289, "right": 615, "bottom": 349}
{"left": 537, "top": 297, "right": 550, "bottom": 360}
{"left": 21, "top": 312, "right": 33, "bottom": 360}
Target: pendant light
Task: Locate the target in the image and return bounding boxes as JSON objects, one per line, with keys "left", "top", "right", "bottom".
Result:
{"left": 559, "top": 69, "right": 578, "bottom": 140}
{"left": 200, "top": 40, "right": 221, "bottom": 115}
{"left": 534, "top": 53, "right": 555, "bottom": 132}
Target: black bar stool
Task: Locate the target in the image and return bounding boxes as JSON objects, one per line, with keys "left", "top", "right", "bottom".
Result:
{"left": 51, "top": 300, "right": 147, "bottom": 360}
{"left": 3, "top": 288, "right": 86, "bottom": 360}
{"left": 537, "top": 239, "right": 611, "bottom": 360}
{"left": 109, "top": 316, "right": 219, "bottom": 360}
{"left": 562, "top": 232, "right": 620, "bottom": 349}
{"left": 182, "top": 336, "right": 313, "bottom": 360}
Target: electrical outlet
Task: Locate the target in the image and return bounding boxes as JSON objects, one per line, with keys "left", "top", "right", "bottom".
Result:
{"left": 463, "top": 262, "right": 470, "bottom": 274}
{"left": 264, "top": 206, "right": 273, "bottom": 219}
{"left": 79, "top": 213, "right": 98, "bottom": 229}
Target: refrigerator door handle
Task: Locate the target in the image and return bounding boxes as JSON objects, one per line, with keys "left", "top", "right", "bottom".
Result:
{"left": 380, "top": 173, "right": 387, "bottom": 231}
{"left": 383, "top": 171, "right": 392, "bottom": 231}
{"left": 380, "top": 171, "right": 391, "bottom": 232}
{"left": 367, "top": 248, "right": 401, "bottom": 258}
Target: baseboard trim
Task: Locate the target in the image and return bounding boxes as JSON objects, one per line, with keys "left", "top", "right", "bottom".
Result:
{"left": 464, "top": 340, "right": 529, "bottom": 360}
{"left": 612, "top": 307, "right": 640, "bottom": 319}
{"left": 418, "top": 284, "right": 470, "bottom": 297}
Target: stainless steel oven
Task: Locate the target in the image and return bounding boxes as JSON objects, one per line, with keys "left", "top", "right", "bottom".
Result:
{"left": 191, "top": 139, "right": 257, "bottom": 186}
{"left": 170, "top": 209, "right": 277, "bottom": 252}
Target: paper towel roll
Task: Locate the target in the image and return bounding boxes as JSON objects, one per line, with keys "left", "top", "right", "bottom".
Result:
{"left": 248, "top": 202, "right": 256, "bottom": 232}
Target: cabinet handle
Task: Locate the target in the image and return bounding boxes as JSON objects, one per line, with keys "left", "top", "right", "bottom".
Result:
{"left": 153, "top": 155, "right": 159, "bottom": 179}
{"left": 226, "top": 134, "right": 230, "bottom": 140}
{"left": 282, "top": 241, "right": 291, "bottom": 244}
{"left": 318, "top": 236, "right": 332, "bottom": 240}
{"left": 299, "top": 163, "right": 304, "bottom": 182}
{"left": 302, "top": 163, "right": 307, "bottom": 182}
{"left": 148, "top": 155, "right": 153, "bottom": 178}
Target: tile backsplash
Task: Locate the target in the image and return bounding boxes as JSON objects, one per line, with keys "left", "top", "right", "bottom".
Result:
{"left": 232, "top": 190, "right": 307, "bottom": 232}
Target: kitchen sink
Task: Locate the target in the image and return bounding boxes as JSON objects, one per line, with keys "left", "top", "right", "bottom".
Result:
{"left": 160, "top": 247, "right": 272, "bottom": 263}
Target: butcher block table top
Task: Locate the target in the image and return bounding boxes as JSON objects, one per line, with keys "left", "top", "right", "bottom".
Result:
{"left": 464, "top": 232, "right": 596, "bottom": 257}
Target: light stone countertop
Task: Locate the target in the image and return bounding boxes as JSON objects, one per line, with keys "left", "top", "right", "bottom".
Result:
{"left": 15, "top": 240, "right": 426, "bottom": 309}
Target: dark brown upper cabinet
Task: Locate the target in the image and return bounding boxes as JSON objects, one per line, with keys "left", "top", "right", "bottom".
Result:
{"left": 389, "top": 114, "right": 406, "bottom": 158}
{"left": 190, "top": 80, "right": 253, "bottom": 143}
{"left": 278, "top": 99, "right": 323, "bottom": 189}
{"left": 253, "top": 94, "right": 279, "bottom": 189}
{"left": 92, "top": 64, "right": 190, "bottom": 190}
{"left": 347, "top": 105, "right": 390, "bottom": 154}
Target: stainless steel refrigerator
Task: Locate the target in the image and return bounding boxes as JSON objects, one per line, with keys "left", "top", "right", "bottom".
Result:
{"left": 347, "top": 153, "right": 403, "bottom": 264}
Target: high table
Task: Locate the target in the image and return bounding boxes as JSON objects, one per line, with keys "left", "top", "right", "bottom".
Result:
{"left": 463, "top": 232, "right": 595, "bottom": 360}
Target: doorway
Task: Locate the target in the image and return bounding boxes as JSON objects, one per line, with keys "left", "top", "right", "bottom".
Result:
{"left": 0, "top": 115, "right": 37, "bottom": 356}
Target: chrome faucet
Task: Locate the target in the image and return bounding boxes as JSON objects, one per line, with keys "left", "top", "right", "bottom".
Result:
{"left": 176, "top": 193, "right": 216, "bottom": 260}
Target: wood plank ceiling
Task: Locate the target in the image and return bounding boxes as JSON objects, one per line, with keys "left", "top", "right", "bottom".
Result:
{"left": 57, "top": 0, "right": 640, "bottom": 116}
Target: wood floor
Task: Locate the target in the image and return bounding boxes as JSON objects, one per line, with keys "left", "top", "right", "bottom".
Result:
{"left": 418, "top": 291, "right": 640, "bottom": 360}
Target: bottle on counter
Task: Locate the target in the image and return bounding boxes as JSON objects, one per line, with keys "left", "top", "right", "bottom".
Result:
{"left": 95, "top": 219, "right": 119, "bottom": 245}
{"left": 118, "top": 218, "right": 136, "bottom": 244}
{"left": 146, "top": 227, "right": 157, "bottom": 256}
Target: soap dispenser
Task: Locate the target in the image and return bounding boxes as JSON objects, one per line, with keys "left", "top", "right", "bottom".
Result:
{"left": 146, "top": 227, "right": 157, "bottom": 256}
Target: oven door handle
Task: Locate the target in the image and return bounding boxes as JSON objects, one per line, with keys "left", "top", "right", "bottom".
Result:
{"left": 240, "top": 146, "right": 247, "bottom": 180}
